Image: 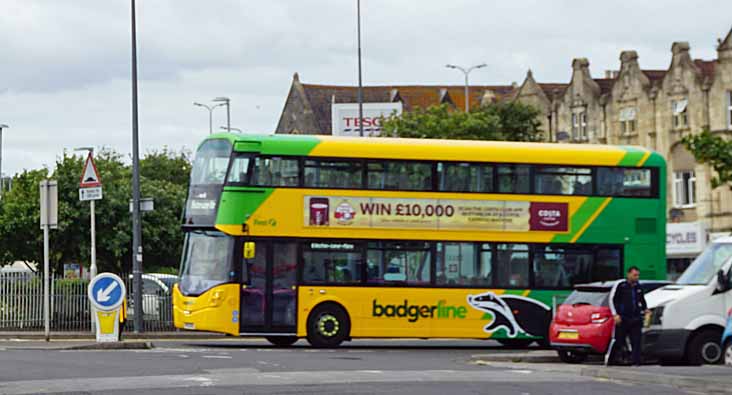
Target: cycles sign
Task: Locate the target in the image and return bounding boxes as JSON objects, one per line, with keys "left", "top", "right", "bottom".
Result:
{"left": 304, "top": 196, "right": 568, "bottom": 232}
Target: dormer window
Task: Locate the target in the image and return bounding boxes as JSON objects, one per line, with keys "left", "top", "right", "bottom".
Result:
{"left": 571, "top": 111, "right": 588, "bottom": 141}
{"left": 672, "top": 98, "right": 688, "bottom": 129}
{"left": 619, "top": 107, "right": 637, "bottom": 135}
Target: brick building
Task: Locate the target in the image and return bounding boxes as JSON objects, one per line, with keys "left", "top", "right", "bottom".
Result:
{"left": 276, "top": 28, "right": 732, "bottom": 278}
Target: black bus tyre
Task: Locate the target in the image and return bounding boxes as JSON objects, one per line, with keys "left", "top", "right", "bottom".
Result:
{"left": 686, "top": 329, "right": 723, "bottom": 365}
{"left": 306, "top": 304, "right": 350, "bottom": 348}
{"left": 557, "top": 350, "right": 587, "bottom": 364}
{"left": 265, "top": 336, "right": 299, "bottom": 347}
{"left": 497, "top": 338, "right": 533, "bottom": 348}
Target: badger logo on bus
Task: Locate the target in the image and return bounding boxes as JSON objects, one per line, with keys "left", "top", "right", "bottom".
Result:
{"left": 467, "top": 292, "right": 551, "bottom": 338}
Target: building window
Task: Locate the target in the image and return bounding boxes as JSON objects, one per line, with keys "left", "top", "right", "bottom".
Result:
{"left": 727, "top": 91, "right": 732, "bottom": 130}
{"left": 619, "top": 107, "right": 637, "bottom": 135}
{"left": 672, "top": 99, "right": 688, "bottom": 129}
{"left": 673, "top": 170, "right": 696, "bottom": 208}
{"left": 571, "top": 111, "right": 588, "bottom": 141}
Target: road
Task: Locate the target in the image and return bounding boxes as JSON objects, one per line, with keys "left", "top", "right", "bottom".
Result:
{"left": 0, "top": 339, "right": 691, "bottom": 394}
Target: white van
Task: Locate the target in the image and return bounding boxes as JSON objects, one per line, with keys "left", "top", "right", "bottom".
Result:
{"left": 644, "top": 236, "right": 732, "bottom": 364}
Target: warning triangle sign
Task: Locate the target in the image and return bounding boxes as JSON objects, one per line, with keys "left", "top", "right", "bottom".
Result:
{"left": 79, "top": 152, "right": 102, "bottom": 188}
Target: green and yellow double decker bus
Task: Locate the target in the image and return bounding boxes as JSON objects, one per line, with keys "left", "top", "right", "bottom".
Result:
{"left": 174, "top": 134, "right": 666, "bottom": 347}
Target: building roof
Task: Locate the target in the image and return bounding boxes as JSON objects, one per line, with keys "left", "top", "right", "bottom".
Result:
{"left": 299, "top": 83, "right": 516, "bottom": 135}
{"left": 642, "top": 70, "right": 667, "bottom": 83}
{"left": 693, "top": 59, "right": 716, "bottom": 79}
{"left": 537, "top": 83, "right": 569, "bottom": 98}
{"left": 593, "top": 78, "right": 615, "bottom": 95}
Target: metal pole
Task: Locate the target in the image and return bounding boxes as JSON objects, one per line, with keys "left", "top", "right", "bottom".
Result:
{"left": 42, "top": 182, "right": 50, "bottom": 341}
{"left": 226, "top": 100, "right": 231, "bottom": 134}
{"left": 90, "top": 198, "right": 96, "bottom": 332}
{"left": 464, "top": 72, "right": 470, "bottom": 112}
{"left": 131, "top": 0, "right": 144, "bottom": 333}
{"left": 90, "top": 199, "right": 97, "bottom": 278}
{"left": 208, "top": 108, "right": 213, "bottom": 135}
{"left": 357, "top": 0, "right": 364, "bottom": 137}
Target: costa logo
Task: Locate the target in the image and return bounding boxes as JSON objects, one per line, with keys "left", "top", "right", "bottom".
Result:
{"left": 529, "top": 202, "right": 568, "bottom": 231}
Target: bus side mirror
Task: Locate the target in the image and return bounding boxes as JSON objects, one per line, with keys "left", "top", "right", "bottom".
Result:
{"left": 243, "top": 242, "right": 256, "bottom": 260}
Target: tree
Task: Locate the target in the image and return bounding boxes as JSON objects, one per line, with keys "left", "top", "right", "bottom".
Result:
{"left": 381, "top": 101, "right": 544, "bottom": 142}
{"left": 0, "top": 149, "right": 191, "bottom": 274}
{"left": 681, "top": 129, "right": 732, "bottom": 189}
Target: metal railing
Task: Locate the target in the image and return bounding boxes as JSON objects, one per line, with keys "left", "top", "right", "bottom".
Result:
{"left": 0, "top": 271, "right": 175, "bottom": 332}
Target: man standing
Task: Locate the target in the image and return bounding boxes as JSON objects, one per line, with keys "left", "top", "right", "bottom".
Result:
{"left": 609, "top": 266, "right": 649, "bottom": 366}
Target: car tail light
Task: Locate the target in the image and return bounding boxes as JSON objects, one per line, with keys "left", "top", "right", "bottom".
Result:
{"left": 591, "top": 312, "right": 608, "bottom": 323}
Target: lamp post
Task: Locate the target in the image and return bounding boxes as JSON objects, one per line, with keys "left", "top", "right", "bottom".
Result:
{"left": 445, "top": 63, "right": 487, "bottom": 112}
{"left": 193, "top": 102, "right": 224, "bottom": 135}
{"left": 356, "top": 0, "right": 364, "bottom": 137}
{"left": 0, "top": 124, "right": 8, "bottom": 200}
{"left": 130, "top": 0, "right": 144, "bottom": 333}
{"left": 213, "top": 97, "right": 230, "bottom": 135}
{"left": 220, "top": 126, "right": 242, "bottom": 133}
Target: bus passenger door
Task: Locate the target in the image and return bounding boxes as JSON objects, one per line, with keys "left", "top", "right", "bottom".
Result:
{"left": 241, "top": 241, "right": 298, "bottom": 334}
{"left": 241, "top": 241, "right": 267, "bottom": 329}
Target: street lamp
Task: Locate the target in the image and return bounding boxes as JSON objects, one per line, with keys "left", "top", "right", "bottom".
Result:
{"left": 356, "top": 0, "right": 364, "bottom": 137}
{"left": 0, "top": 124, "right": 7, "bottom": 200}
{"left": 445, "top": 63, "right": 487, "bottom": 112}
{"left": 193, "top": 102, "right": 224, "bottom": 135}
{"left": 212, "top": 97, "right": 231, "bottom": 135}
{"left": 130, "top": 0, "right": 144, "bottom": 333}
{"left": 220, "top": 126, "right": 242, "bottom": 133}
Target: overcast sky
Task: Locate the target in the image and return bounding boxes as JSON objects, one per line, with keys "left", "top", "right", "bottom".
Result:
{"left": 1, "top": 0, "right": 730, "bottom": 176}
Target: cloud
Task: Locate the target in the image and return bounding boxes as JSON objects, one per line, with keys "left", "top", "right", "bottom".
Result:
{"left": 0, "top": 0, "right": 730, "bottom": 175}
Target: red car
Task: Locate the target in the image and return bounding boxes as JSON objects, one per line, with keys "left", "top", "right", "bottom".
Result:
{"left": 549, "top": 280, "right": 669, "bottom": 363}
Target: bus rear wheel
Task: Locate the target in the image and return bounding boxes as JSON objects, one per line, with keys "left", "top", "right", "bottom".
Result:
{"left": 265, "top": 336, "right": 298, "bottom": 347}
{"left": 307, "top": 304, "right": 350, "bottom": 348}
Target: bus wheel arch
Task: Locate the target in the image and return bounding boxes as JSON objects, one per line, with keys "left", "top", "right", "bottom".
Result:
{"left": 306, "top": 302, "right": 351, "bottom": 348}
{"left": 685, "top": 325, "right": 724, "bottom": 365}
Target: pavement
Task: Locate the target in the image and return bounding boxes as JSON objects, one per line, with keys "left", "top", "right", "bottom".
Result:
{"left": 0, "top": 338, "right": 726, "bottom": 394}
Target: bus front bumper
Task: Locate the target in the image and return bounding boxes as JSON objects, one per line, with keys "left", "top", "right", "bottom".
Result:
{"left": 173, "top": 284, "right": 240, "bottom": 336}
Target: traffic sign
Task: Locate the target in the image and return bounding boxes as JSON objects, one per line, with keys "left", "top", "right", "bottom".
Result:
{"left": 79, "top": 152, "right": 102, "bottom": 188}
{"left": 79, "top": 186, "right": 103, "bottom": 201}
{"left": 88, "top": 273, "right": 126, "bottom": 311}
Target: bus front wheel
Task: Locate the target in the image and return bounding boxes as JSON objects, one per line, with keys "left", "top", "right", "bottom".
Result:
{"left": 265, "top": 336, "right": 298, "bottom": 347}
{"left": 307, "top": 303, "right": 350, "bottom": 348}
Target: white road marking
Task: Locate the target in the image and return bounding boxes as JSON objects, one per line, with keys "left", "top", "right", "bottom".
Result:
{"left": 202, "top": 355, "right": 232, "bottom": 359}
{"left": 0, "top": 368, "right": 593, "bottom": 394}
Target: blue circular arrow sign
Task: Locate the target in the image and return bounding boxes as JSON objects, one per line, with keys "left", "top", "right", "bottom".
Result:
{"left": 88, "top": 273, "right": 126, "bottom": 311}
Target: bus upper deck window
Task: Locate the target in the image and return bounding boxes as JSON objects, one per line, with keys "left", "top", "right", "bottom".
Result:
{"left": 190, "top": 139, "right": 232, "bottom": 185}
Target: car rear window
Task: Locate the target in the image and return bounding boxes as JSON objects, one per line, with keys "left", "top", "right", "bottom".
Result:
{"left": 563, "top": 290, "right": 609, "bottom": 307}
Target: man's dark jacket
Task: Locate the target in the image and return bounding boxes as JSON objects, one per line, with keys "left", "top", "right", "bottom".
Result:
{"left": 612, "top": 280, "right": 647, "bottom": 322}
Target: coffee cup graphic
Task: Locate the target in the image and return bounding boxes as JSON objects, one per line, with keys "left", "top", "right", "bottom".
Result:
{"left": 309, "top": 197, "right": 330, "bottom": 226}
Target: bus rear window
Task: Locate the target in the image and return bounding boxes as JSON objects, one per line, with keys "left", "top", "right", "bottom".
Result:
{"left": 563, "top": 290, "right": 610, "bottom": 307}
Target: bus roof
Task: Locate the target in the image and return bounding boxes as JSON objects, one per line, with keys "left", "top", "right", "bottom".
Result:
{"left": 203, "top": 133, "right": 665, "bottom": 168}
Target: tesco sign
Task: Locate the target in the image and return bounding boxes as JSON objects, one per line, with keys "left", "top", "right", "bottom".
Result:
{"left": 331, "top": 102, "right": 403, "bottom": 137}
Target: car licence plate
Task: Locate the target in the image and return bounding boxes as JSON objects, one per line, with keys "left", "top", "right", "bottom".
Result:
{"left": 558, "top": 331, "right": 579, "bottom": 340}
